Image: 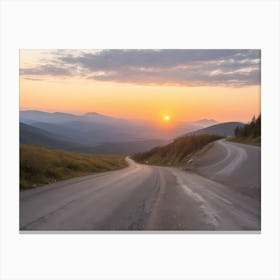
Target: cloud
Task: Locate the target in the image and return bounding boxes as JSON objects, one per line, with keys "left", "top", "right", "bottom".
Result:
{"left": 20, "top": 49, "right": 261, "bottom": 87}
{"left": 59, "top": 49, "right": 258, "bottom": 70}
{"left": 22, "top": 77, "right": 45, "bottom": 81}
{"left": 20, "top": 64, "right": 72, "bottom": 76}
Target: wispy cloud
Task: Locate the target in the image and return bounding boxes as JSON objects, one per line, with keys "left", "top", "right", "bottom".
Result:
{"left": 20, "top": 49, "right": 261, "bottom": 87}
{"left": 20, "top": 64, "right": 72, "bottom": 76}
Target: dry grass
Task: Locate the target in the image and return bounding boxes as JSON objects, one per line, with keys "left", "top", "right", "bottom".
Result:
{"left": 132, "top": 134, "right": 224, "bottom": 166}
{"left": 20, "top": 144, "right": 127, "bottom": 189}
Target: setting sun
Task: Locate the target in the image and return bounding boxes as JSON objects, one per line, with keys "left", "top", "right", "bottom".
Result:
{"left": 164, "top": 115, "right": 171, "bottom": 121}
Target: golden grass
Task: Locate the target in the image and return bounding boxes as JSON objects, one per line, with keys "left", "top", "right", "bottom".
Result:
{"left": 20, "top": 144, "right": 127, "bottom": 189}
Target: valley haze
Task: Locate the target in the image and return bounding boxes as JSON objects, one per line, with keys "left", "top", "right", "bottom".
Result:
{"left": 20, "top": 110, "right": 230, "bottom": 154}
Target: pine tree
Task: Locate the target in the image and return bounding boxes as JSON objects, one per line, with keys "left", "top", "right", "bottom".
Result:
{"left": 234, "top": 126, "right": 240, "bottom": 137}
{"left": 235, "top": 114, "right": 261, "bottom": 138}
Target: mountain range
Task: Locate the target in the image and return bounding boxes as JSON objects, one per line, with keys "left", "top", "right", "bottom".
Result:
{"left": 20, "top": 110, "right": 243, "bottom": 154}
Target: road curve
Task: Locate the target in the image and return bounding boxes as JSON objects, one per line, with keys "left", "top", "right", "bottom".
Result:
{"left": 191, "top": 139, "right": 261, "bottom": 199}
{"left": 20, "top": 140, "right": 260, "bottom": 231}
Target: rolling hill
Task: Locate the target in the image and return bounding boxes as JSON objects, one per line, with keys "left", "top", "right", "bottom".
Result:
{"left": 30, "top": 120, "right": 151, "bottom": 146}
{"left": 20, "top": 123, "right": 169, "bottom": 154}
{"left": 132, "top": 134, "right": 224, "bottom": 166}
{"left": 20, "top": 123, "right": 83, "bottom": 150}
{"left": 20, "top": 110, "right": 80, "bottom": 124}
{"left": 187, "top": 122, "right": 244, "bottom": 137}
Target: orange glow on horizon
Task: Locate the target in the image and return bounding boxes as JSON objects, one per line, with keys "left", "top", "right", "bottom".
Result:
{"left": 19, "top": 76, "right": 261, "bottom": 123}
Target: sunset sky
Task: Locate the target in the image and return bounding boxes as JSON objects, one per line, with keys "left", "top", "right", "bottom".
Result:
{"left": 20, "top": 49, "right": 261, "bottom": 122}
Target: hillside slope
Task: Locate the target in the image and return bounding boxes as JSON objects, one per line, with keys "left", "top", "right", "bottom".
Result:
{"left": 20, "top": 123, "right": 169, "bottom": 154}
{"left": 20, "top": 144, "right": 127, "bottom": 189}
{"left": 132, "top": 134, "right": 223, "bottom": 166}
{"left": 187, "top": 122, "right": 244, "bottom": 137}
{"left": 20, "top": 123, "right": 83, "bottom": 150}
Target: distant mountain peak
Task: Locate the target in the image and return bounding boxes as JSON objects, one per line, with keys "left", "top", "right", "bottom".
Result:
{"left": 83, "top": 112, "right": 122, "bottom": 121}
{"left": 21, "top": 109, "right": 48, "bottom": 114}
{"left": 197, "top": 118, "right": 217, "bottom": 122}
{"left": 53, "top": 112, "right": 76, "bottom": 116}
{"left": 84, "top": 112, "right": 101, "bottom": 116}
{"left": 192, "top": 118, "right": 219, "bottom": 128}
{"left": 195, "top": 118, "right": 218, "bottom": 123}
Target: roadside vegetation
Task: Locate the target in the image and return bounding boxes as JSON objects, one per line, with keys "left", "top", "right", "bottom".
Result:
{"left": 20, "top": 144, "right": 127, "bottom": 189}
{"left": 228, "top": 114, "right": 261, "bottom": 146}
{"left": 227, "top": 137, "right": 260, "bottom": 146}
{"left": 132, "top": 134, "right": 224, "bottom": 166}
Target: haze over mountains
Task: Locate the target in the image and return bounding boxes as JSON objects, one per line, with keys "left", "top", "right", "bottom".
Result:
{"left": 20, "top": 123, "right": 86, "bottom": 151}
{"left": 20, "top": 110, "right": 243, "bottom": 154}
